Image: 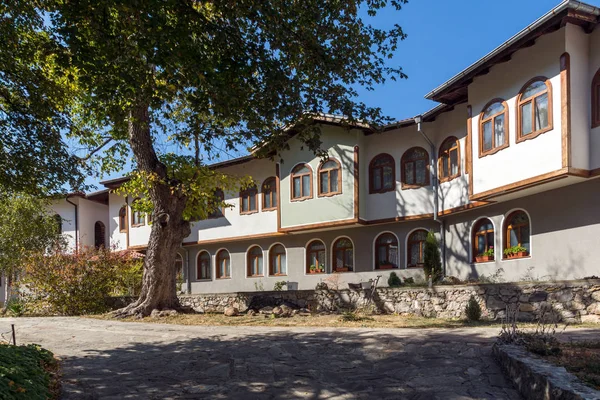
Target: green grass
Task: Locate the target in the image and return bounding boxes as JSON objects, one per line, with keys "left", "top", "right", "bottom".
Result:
{"left": 0, "top": 344, "right": 59, "bottom": 400}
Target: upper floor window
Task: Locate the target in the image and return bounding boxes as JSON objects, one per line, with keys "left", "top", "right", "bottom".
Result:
{"left": 53, "top": 214, "right": 62, "bottom": 235}
{"left": 291, "top": 164, "right": 313, "bottom": 201}
{"left": 480, "top": 100, "right": 509, "bottom": 157}
{"left": 131, "top": 198, "right": 145, "bottom": 227}
{"left": 517, "top": 77, "right": 553, "bottom": 142}
{"left": 262, "top": 177, "right": 277, "bottom": 211}
{"left": 269, "top": 244, "right": 287, "bottom": 276}
{"left": 375, "top": 232, "right": 398, "bottom": 269}
{"left": 369, "top": 153, "right": 395, "bottom": 194}
{"left": 239, "top": 185, "right": 258, "bottom": 215}
{"left": 197, "top": 251, "right": 211, "bottom": 280}
{"left": 504, "top": 210, "right": 531, "bottom": 259}
{"left": 247, "top": 246, "right": 263, "bottom": 277}
{"left": 401, "top": 147, "right": 429, "bottom": 189}
{"left": 318, "top": 159, "right": 342, "bottom": 196}
{"left": 407, "top": 229, "right": 428, "bottom": 268}
{"left": 332, "top": 237, "right": 353, "bottom": 272}
{"left": 473, "top": 218, "right": 494, "bottom": 262}
{"left": 216, "top": 249, "right": 231, "bottom": 279}
{"left": 306, "top": 239, "right": 326, "bottom": 274}
{"left": 439, "top": 137, "right": 460, "bottom": 182}
{"left": 118, "top": 206, "right": 127, "bottom": 232}
{"left": 208, "top": 189, "right": 225, "bottom": 219}
{"left": 592, "top": 68, "right": 600, "bottom": 129}
{"left": 94, "top": 221, "right": 106, "bottom": 249}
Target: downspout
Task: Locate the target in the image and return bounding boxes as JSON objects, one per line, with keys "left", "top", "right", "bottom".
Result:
{"left": 414, "top": 116, "right": 446, "bottom": 277}
{"left": 65, "top": 197, "right": 79, "bottom": 252}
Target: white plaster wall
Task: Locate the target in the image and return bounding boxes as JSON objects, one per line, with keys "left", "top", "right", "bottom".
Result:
{"left": 50, "top": 198, "right": 78, "bottom": 252}
{"left": 108, "top": 193, "right": 128, "bottom": 250}
{"left": 128, "top": 203, "right": 151, "bottom": 248}
{"left": 589, "top": 26, "right": 600, "bottom": 169}
{"left": 78, "top": 199, "right": 109, "bottom": 249}
{"left": 566, "top": 24, "right": 591, "bottom": 170}
{"left": 469, "top": 29, "right": 565, "bottom": 195}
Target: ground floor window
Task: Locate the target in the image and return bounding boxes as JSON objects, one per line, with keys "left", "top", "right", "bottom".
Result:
{"left": 216, "top": 249, "right": 231, "bottom": 279}
{"left": 306, "top": 240, "right": 326, "bottom": 274}
{"left": 247, "top": 246, "right": 264, "bottom": 277}
{"left": 473, "top": 218, "right": 495, "bottom": 262}
{"left": 332, "top": 237, "right": 353, "bottom": 272}
{"left": 269, "top": 244, "right": 287, "bottom": 276}
{"left": 197, "top": 251, "right": 211, "bottom": 280}
{"left": 407, "top": 229, "right": 428, "bottom": 268}
{"left": 504, "top": 210, "right": 531, "bottom": 259}
{"left": 375, "top": 232, "right": 398, "bottom": 269}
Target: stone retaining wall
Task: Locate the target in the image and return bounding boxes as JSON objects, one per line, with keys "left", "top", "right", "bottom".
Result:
{"left": 178, "top": 279, "right": 600, "bottom": 322}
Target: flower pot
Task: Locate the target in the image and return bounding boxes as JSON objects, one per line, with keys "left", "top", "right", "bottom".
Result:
{"left": 475, "top": 255, "right": 494, "bottom": 263}
{"left": 334, "top": 267, "right": 349, "bottom": 273}
{"left": 506, "top": 251, "right": 529, "bottom": 259}
{"left": 378, "top": 264, "right": 394, "bottom": 270}
{"left": 309, "top": 270, "right": 324, "bottom": 274}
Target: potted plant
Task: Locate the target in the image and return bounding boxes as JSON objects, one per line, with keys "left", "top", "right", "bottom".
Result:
{"left": 503, "top": 245, "right": 529, "bottom": 259}
{"left": 334, "top": 265, "right": 349, "bottom": 273}
{"left": 318, "top": 264, "right": 325, "bottom": 273}
{"left": 475, "top": 247, "right": 494, "bottom": 263}
{"left": 378, "top": 260, "right": 394, "bottom": 269}
{"left": 309, "top": 264, "right": 318, "bottom": 274}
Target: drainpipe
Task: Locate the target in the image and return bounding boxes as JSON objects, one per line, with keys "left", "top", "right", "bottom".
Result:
{"left": 65, "top": 197, "right": 79, "bottom": 252}
{"left": 185, "top": 248, "right": 191, "bottom": 294}
{"left": 414, "top": 116, "right": 446, "bottom": 277}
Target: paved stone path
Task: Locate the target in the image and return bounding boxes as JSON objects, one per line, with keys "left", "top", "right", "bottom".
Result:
{"left": 0, "top": 317, "right": 528, "bottom": 399}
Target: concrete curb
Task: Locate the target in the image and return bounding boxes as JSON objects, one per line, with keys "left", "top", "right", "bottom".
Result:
{"left": 492, "top": 343, "right": 600, "bottom": 399}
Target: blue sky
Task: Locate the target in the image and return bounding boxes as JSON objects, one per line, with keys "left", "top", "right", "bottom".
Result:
{"left": 88, "top": 0, "right": 600, "bottom": 190}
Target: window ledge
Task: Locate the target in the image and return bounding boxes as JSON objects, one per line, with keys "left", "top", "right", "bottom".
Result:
{"left": 240, "top": 210, "right": 259, "bottom": 216}
{"left": 131, "top": 224, "right": 145, "bottom": 228}
{"left": 502, "top": 256, "right": 531, "bottom": 262}
{"left": 369, "top": 188, "right": 395, "bottom": 195}
{"left": 271, "top": 273, "right": 287, "bottom": 277}
{"left": 247, "top": 275, "right": 264, "bottom": 278}
{"left": 439, "top": 174, "right": 460, "bottom": 184}
{"left": 479, "top": 143, "right": 509, "bottom": 158}
{"left": 216, "top": 277, "right": 232, "bottom": 280}
{"left": 400, "top": 183, "right": 430, "bottom": 190}
{"left": 262, "top": 207, "right": 277, "bottom": 212}
{"left": 318, "top": 191, "right": 342, "bottom": 198}
{"left": 196, "top": 278, "right": 212, "bottom": 282}
{"left": 291, "top": 196, "right": 313, "bottom": 202}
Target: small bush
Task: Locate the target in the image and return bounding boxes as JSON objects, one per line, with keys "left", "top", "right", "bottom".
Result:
{"left": 423, "top": 231, "right": 442, "bottom": 282}
{"left": 4, "top": 297, "right": 26, "bottom": 317}
{"left": 465, "top": 295, "right": 482, "bottom": 321}
{"left": 273, "top": 281, "right": 286, "bottom": 291}
{"left": 388, "top": 272, "right": 402, "bottom": 287}
{"left": 0, "top": 344, "right": 58, "bottom": 400}
{"left": 403, "top": 277, "right": 415, "bottom": 285}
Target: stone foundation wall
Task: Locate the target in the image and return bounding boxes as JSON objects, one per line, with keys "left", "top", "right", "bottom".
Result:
{"left": 178, "top": 279, "right": 600, "bottom": 323}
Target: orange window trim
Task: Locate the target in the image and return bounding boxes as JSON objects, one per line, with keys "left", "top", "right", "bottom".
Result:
{"left": 332, "top": 238, "right": 353, "bottom": 271}
{"left": 239, "top": 186, "right": 258, "bottom": 215}
{"left": 270, "top": 249, "right": 286, "bottom": 276}
{"left": 375, "top": 234, "right": 398, "bottom": 269}
{"left": 261, "top": 177, "right": 277, "bottom": 211}
{"left": 247, "top": 249, "right": 263, "bottom": 277}
{"left": 503, "top": 211, "right": 530, "bottom": 260}
{"left": 318, "top": 158, "right": 342, "bottom": 197}
{"left": 290, "top": 164, "right": 313, "bottom": 201}
{"left": 306, "top": 241, "right": 325, "bottom": 274}
{"left": 400, "top": 147, "right": 430, "bottom": 189}
{"left": 472, "top": 220, "right": 494, "bottom": 262}
{"left": 516, "top": 77, "right": 554, "bottom": 143}
{"left": 216, "top": 251, "right": 230, "bottom": 279}
{"left": 407, "top": 230, "right": 427, "bottom": 268}
{"left": 119, "top": 206, "right": 127, "bottom": 232}
{"left": 369, "top": 153, "right": 396, "bottom": 194}
{"left": 479, "top": 99, "right": 510, "bottom": 158}
{"left": 438, "top": 137, "right": 461, "bottom": 183}
{"left": 592, "top": 69, "right": 600, "bottom": 129}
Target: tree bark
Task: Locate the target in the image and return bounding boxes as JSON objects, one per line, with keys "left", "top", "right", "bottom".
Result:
{"left": 113, "top": 103, "right": 191, "bottom": 318}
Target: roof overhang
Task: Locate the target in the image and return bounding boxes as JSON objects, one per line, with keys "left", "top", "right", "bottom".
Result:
{"left": 425, "top": 0, "right": 600, "bottom": 105}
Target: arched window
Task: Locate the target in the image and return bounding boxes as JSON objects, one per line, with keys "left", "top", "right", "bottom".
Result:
{"left": 239, "top": 185, "right": 258, "bottom": 215}
{"left": 369, "top": 153, "right": 395, "bottom": 194}
{"left": 517, "top": 77, "right": 553, "bottom": 142}
{"left": 53, "top": 214, "right": 62, "bottom": 235}
{"left": 208, "top": 189, "right": 225, "bottom": 219}
{"left": 401, "top": 147, "right": 429, "bottom": 188}
{"left": 318, "top": 159, "right": 342, "bottom": 196}
{"left": 439, "top": 137, "right": 461, "bottom": 182}
{"left": 291, "top": 164, "right": 313, "bottom": 201}
{"left": 118, "top": 206, "right": 127, "bottom": 232}
{"left": 197, "top": 251, "right": 211, "bottom": 280}
{"left": 306, "top": 240, "right": 326, "bottom": 274}
{"left": 269, "top": 244, "right": 287, "bottom": 276}
{"left": 332, "top": 237, "right": 353, "bottom": 272}
{"left": 247, "top": 246, "right": 263, "bottom": 277}
{"left": 473, "top": 218, "right": 495, "bottom": 262}
{"left": 216, "top": 249, "right": 231, "bottom": 279}
{"left": 94, "top": 221, "right": 106, "bottom": 249}
{"left": 131, "top": 198, "right": 145, "bottom": 227}
{"left": 262, "top": 177, "right": 277, "bottom": 211}
{"left": 480, "top": 100, "right": 509, "bottom": 157}
{"left": 375, "top": 232, "right": 398, "bottom": 269}
{"left": 407, "top": 229, "right": 428, "bottom": 268}
{"left": 592, "top": 68, "right": 600, "bottom": 129}
{"left": 504, "top": 210, "right": 531, "bottom": 259}
{"left": 175, "top": 253, "right": 183, "bottom": 290}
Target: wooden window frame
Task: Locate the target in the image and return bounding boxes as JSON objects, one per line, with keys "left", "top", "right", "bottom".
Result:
{"left": 375, "top": 232, "right": 398, "bottom": 269}
{"left": 196, "top": 251, "right": 212, "bottom": 280}
{"left": 269, "top": 244, "right": 287, "bottom": 276}
{"left": 239, "top": 186, "right": 258, "bottom": 215}
{"left": 516, "top": 77, "right": 553, "bottom": 143}
{"left": 438, "top": 137, "right": 461, "bottom": 183}
{"left": 332, "top": 237, "right": 353, "bottom": 273}
{"left": 472, "top": 218, "right": 495, "bottom": 262}
{"left": 290, "top": 163, "right": 313, "bottom": 202}
{"left": 261, "top": 177, "right": 277, "bottom": 211}
{"left": 503, "top": 210, "right": 531, "bottom": 260}
{"left": 369, "top": 153, "right": 396, "bottom": 194}
{"left": 216, "top": 249, "right": 231, "bottom": 279}
{"left": 400, "top": 147, "right": 430, "bottom": 189}
{"left": 208, "top": 189, "right": 225, "bottom": 219}
{"left": 54, "top": 214, "right": 63, "bottom": 235}
{"left": 317, "top": 158, "right": 342, "bottom": 197}
{"left": 118, "top": 206, "right": 127, "bottom": 232}
{"left": 306, "top": 240, "right": 326, "bottom": 274}
{"left": 479, "top": 99, "right": 510, "bottom": 158}
{"left": 407, "top": 229, "right": 428, "bottom": 268}
{"left": 130, "top": 198, "right": 145, "bottom": 227}
{"left": 94, "top": 221, "right": 106, "bottom": 249}
{"left": 246, "top": 246, "right": 264, "bottom": 277}
{"left": 592, "top": 68, "right": 600, "bottom": 129}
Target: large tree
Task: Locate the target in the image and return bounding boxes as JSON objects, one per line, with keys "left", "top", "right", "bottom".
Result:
{"left": 42, "top": 0, "right": 407, "bottom": 317}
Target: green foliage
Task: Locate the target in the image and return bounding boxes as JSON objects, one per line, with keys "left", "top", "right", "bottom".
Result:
{"left": 503, "top": 245, "right": 528, "bottom": 257}
{"left": 423, "top": 231, "right": 442, "bottom": 282}
{"left": 465, "top": 295, "right": 482, "bottom": 321}
{"left": 481, "top": 247, "right": 495, "bottom": 257}
{"left": 387, "top": 272, "right": 402, "bottom": 288}
{"left": 403, "top": 277, "right": 415, "bottom": 285}
{"left": 4, "top": 298, "right": 26, "bottom": 317}
{"left": 20, "top": 247, "right": 144, "bottom": 315}
{"left": 273, "top": 281, "right": 287, "bottom": 292}
{"left": 0, "top": 344, "right": 57, "bottom": 400}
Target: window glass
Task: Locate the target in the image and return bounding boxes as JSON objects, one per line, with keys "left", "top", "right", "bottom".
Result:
{"left": 320, "top": 172, "right": 329, "bottom": 194}
{"left": 494, "top": 114, "right": 505, "bottom": 145}
{"left": 483, "top": 102, "right": 505, "bottom": 118}
{"left": 415, "top": 160, "right": 427, "bottom": 184}
{"left": 522, "top": 81, "right": 546, "bottom": 99}
{"left": 483, "top": 121, "right": 492, "bottom": 151}
{"left": 383, "top": 166, "right": 394, "bottom": 188}
{"left": 302, "top": 175, "right": 310, "bottom": 195}
{"left": 449, "top": 152, "right": 458, "bottom": 175}
{"left": 373, "top": 169, "right": 382, "bottom": 190}
{"left": 293, "top": 165, "right": 310, "bottom": 174}
{"left": 535, "top": 93, "right": 549, "bottom": 131}
{"left": 405, "top": 162, "right": 414, "bottom": 184}
{"left": 293, "top": 177, "right": 301, "bottom": 198}
{"left": 521, "top": 102, "right": 532, "bottom": 135}
{"left": 330, "top": 169, "right": 339, "bottom": 192}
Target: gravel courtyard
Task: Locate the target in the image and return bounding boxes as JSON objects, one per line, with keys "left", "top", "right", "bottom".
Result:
{"left": 0, "top": 317, "right": 527, "bottom": 399}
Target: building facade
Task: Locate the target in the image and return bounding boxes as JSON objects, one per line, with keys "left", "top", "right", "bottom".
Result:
{"left": 49, "top": 1, "right": 600, "bottom": 294}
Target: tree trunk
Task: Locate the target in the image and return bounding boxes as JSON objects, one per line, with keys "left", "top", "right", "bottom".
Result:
{"left": 113, "top": 103, "right": 191, "bottom": 318}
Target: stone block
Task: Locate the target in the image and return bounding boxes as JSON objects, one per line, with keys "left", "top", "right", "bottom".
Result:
{"left": 581, "top": 314, "right": 600, "bottom": 324}
{"left": 519, "top": 303, "right": 534, "bottom": 312}
{"left": 528, "top": 291, "right": 548, "bottom": 302}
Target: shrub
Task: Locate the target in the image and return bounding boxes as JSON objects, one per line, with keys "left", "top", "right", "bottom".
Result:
{"left": 387, "top": 272, "right": 402, "bottom": 287}
{"left": 423, "top": 231, "right": 442, "bottom": 282}
{"left": 403, "top": 277, "right": 415, "bottom": 285}
{"left": 273, "top": 281, "right": 287, "bottom": 291}
{"left": 0, "top": 344, "right": 58, "bottom": 400}
{"left": 20, "top": 246, "right": 144, "bottom": 315}
{"left": 465, "top": 295, "right": 482, "bottom": 321}
{"left": 4, "top": 297, "right": 26, "bottom": 317}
